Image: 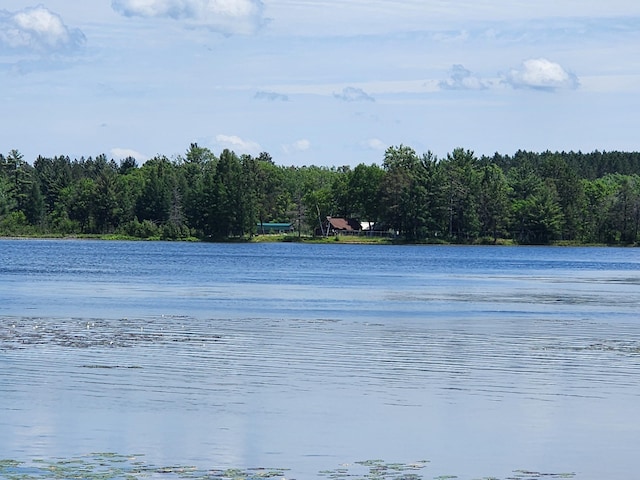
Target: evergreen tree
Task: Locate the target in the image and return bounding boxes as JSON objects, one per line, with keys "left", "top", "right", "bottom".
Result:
{"left": 478, "top": 163, "right": 511, "bottom": 242}
{"left": 380, "top": 145, "right": 436, "bottom": 240}
{"left": 440, "top": 148, "right": 481, "bottom": 241}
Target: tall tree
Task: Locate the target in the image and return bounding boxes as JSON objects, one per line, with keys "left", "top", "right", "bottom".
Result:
{"left": 185, "top": 143, "right": 216, "bottom": 165}
{"left": 93, "top": 171, "right": 120, "bottom": 233}
{"left": 3, "top": 150, "right": 45, "bottom": 226}
{"left": 581, "top": 177, "right": 617, "bottom": 243}
{"left": 331, "top": 166, "right": 353, "bottom": 218}
{"left": 609, "top": 174, "right": 640, "bottom": 244}
{"left": 540, "top": 153, "right": 585, "bottom": 241}
{"left": 202, "top": 149, "right": 247, "bottom": 238}
{"left": 253, "top": 153, "right": 288, "bottom": 229}
{"left": 349, "top": 163, "right": 384, "bottom": 224}
{"left": 509, "top": 166, "right": 563, "bottom": 244}
{"left": 379, "top": 145, "right": 436, "bottom": 240}
{"left": 300, "top": 166, "right": 336, "bottom": 233}
{"left": 60, "top": 178, "right": 96, "bottom": 233}
{"left": 439, "top": 148, "right": 481, "bottom": 241}
{"left": 136, "top": 156, "right": 174, "bottom": 225}
{"left": 478, "top": 163, "right": 511, "bottom": 242}
{"left": 0, "top": 173, "right": 14, "bottom": 217}
{"left": 34, "top": 155, "right": 73, "bottom": 218}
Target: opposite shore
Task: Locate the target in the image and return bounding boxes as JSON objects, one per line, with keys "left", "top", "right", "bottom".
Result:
{"left": 0, "top": 233, "right": 623, "bottom": 247}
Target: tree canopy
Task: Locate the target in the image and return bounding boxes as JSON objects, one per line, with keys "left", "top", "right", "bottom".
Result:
{"left": 2, "top": 145, "right": 640, "bottom": 244}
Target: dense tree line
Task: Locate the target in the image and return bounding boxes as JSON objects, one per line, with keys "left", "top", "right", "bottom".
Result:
{"left": 1, "top": 144, "right": 640, "bottom": 244}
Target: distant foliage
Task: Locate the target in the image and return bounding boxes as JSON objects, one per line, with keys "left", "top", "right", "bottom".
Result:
{"left": 2, "top": 145, "right": 640, "bottom": 244}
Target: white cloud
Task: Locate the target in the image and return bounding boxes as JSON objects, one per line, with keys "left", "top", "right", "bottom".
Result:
{"left": 254, "top": 90, "right": 289, "bottom": 101}
{"left": 111, "top": 0, "right": 265, "bottom": 34}
{"left": 433, "top": 30, "right": 470, "bottom": 43}
{"left": 439, "top": 64, "right": 488, "bottom": 90}
{"left": 505, "top": 58, "right": 579, "bottom": 90}
{"left": 215, "top": 134, "right": 261, "bottom": 153}
{"left": 282, "top": 139, "right": 310, "bottom": 154}
{"left": 110, "top": 148, "right": 149, "bottom": 162}
{"left": 265, "top": 0, "right": 640, "bottom": 37}
{"left": 334, "top": 86, "right": 375, "bottom": 102}
{"left": 0, "top": 6, "right": 85, "bottom": 53}
{"left": 363, "top": 138, "right": 387, "bottom": 151}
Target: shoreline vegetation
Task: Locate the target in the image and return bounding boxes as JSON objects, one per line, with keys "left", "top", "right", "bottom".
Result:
{"left": 0, "top": 232, "right": 615, "bottom": 247}
{"left": 2, "top": 145, "right": 640, "bottom": 246}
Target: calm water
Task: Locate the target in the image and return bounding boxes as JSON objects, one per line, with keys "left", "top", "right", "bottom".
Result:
{"left": 1, "top": 240, "right": 640, "bottom": 479}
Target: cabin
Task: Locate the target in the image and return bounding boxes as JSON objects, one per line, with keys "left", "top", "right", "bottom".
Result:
{"left": 316, "top": 217, "right": 363, "bottom": 236}
{"left": 256, "top": 222, "right": 294, "bottom": 234}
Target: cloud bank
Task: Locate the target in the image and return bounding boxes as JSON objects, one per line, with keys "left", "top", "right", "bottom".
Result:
{"left": 111, "top": 148, "right": 149, "bottom": 162}
{"left": 505, "top": 58, "right": 579, "bottom": 90}
{"left": 111, "top": 0, "right": 265, "bottom": 34}
{"left": 334, "top": 86, "right": 375, "bottom": 102}
{"left": 215, "top": 134, "right": 261, "bottom": 153}
{"left": 0, "top": 6, "right": 85, "bottom": 53}
{"left": 254, "top": 90, "right": 289, "bottom": 101}
{"left": 283, "top": 139, "right": 310, "bottom": 154}
{"left": 363, "top": 138, "right": 387, "bottom": 151}
{"left": 439, "top": 64, "right": 488, "bottom": 90}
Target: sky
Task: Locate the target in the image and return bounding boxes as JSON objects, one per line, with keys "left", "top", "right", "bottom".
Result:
{"left": 1, "top": 1, "right": 640, "bottom": 167}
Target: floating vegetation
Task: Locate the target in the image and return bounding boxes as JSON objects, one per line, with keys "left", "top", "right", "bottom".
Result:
{"left": 0, "top": 315, "right": 223, "bottom": 350}
{"left": 316, "top": 461, "right": 575, "bottom": 480}
{"left": 0, "top": 455, "right": 577, "bottom": 480}
{"left": 540, "top": 339, "right": 640, "bottom": 357}
{"left": 80, "top": 365, "right": 144, "bottom": 369}
{"left": 0, "top": 454, "right": 289, "bottom": 480}
{"left": 508, "top": 471, "right": 575, "bottom": 479}
{"left": 0, "top": 460, "right": 21, "bottom": 470}
{"left": 318, "top": 459, "right": 429, "bottom": 480}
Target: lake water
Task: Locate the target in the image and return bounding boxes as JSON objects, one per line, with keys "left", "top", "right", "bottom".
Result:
{"left": 1, "top": 240, "right": 640, "bottom": 480}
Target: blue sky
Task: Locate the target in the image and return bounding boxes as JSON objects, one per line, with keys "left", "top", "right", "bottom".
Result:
{"left": 2, "top": 1, "right": 639, "bottom": 167}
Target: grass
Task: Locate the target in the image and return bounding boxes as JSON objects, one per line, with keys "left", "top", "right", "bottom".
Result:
{"left": 249, "top": 234, "right": 396, "bottom": 244}
{"left": 2, "top": 231, "right": 633, "bottom": 247}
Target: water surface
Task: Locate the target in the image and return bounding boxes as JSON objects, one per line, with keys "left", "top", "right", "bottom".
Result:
{"left": 1, "top": 240, "right": 640, "bottom": 479}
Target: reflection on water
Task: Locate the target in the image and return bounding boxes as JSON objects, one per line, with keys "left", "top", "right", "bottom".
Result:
{"left": 1, "top": 241, "right": 640, "bottom": 479}
{"left": 3, "top": 313, "right": 638, "bottom": 404}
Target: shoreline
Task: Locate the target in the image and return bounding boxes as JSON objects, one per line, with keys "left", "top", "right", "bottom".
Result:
{"left": 0, "top": 233, "right": 621, "bottom": 247}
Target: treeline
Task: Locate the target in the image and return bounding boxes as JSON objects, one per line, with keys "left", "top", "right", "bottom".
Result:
{"left": 1, "top": 144, "right": 640, "bottom": 244}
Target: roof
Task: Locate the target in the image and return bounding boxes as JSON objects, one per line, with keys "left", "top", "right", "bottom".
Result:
{"left": 257, "top": 223, "right": 292, "bottom": 228}
{"left": 326, "top": 217, "right": 362, "bottom": 231}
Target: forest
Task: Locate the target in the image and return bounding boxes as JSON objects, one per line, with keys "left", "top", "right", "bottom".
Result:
{"left": 1, "top": 144, "right": 640, "bottom": 245}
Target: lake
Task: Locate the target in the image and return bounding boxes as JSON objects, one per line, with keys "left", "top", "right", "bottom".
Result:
{"left": 1, "top": 240, "right": 639, "bottom": 480}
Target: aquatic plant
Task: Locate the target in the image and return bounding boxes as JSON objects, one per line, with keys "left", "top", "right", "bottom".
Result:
{"left": 0, "top": 455, "right": 576, "bottom": 480}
